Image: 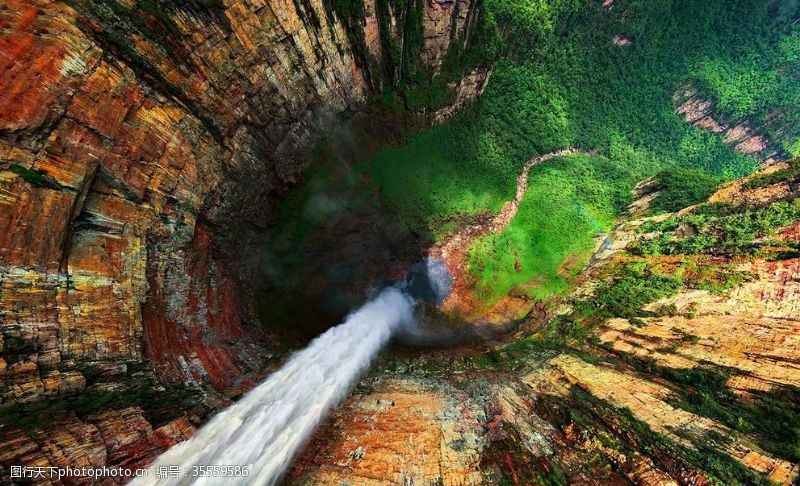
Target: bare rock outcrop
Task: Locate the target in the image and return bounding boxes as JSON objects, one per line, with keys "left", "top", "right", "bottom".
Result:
{"left": 674, "top": 84, "right": 789, "bottom": 163}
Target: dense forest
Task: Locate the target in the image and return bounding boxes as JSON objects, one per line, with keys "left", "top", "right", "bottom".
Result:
{"left": 272, "top": 0, "right": 800, "bottom": 310}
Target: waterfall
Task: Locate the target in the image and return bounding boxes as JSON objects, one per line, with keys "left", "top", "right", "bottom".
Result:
{"left": 134, "top": 287, "right": 414, "bottom": 486}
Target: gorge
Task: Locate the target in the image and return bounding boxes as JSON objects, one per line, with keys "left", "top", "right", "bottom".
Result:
{"left": 1, "top": 0, "right": 800, "bottom": 485}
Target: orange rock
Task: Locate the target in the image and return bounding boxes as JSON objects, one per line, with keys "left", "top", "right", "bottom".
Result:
{"left": 291, "top": 377, "right": 486, "bottom": 485}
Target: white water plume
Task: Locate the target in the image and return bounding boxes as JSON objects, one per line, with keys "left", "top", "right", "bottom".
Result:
{"left": 134, "top": 287, "right": 414, "bottom": 486}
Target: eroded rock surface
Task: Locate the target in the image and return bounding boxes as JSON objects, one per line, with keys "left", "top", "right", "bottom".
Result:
{"left": 291, "top": 167, "right": 800, "bottom": 485}
{"left": 291, "top": 377, "right": 487, "bottom": 485}
{"left": 0, "top": 0, "right": 490, "bottom": 478}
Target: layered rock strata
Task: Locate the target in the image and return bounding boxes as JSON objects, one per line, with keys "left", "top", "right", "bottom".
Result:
{"left": 0, "top": 0, "right": 488, "bottom": 479}
{"left": 292, "top": 167, "right": 800, "bottom": 485}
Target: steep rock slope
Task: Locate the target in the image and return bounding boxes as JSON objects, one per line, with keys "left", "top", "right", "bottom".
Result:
{"left": 1, "top": 0, "right": 366, "bottom": 406}
{"left": 0, "top": 0, "right": 487, "bottom": 478}
{"left": 292, "top": 165, "right": 800, "bottom": 485}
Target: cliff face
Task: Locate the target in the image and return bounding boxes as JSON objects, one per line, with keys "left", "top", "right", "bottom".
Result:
{"left": 291, "top": 165, "right": 800, "bottom": 485}
{"left": 0, "top": 0, "right": 487, "bottom": 477}
{"left": 1, "top": 0, "right": 365, "bottom": 406}
{"left": 0, "top": 0, "right": 486, "bottom": 402}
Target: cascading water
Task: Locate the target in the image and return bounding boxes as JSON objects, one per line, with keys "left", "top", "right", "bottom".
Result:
{"left": 134, "top": 287, "right": 414, "bottom": 486}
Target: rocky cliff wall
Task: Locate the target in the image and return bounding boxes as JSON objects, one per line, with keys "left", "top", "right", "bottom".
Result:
{"left": 0, "top": 0, "right": 363, "bottom": 407}
{"left": 291, "top": 165, "right": 800, "bottom": 485}
{"left": 0, "top": 0, "right": 487, "bottom": 409}
{"left": 0, "top": 0, "right": 489, "bottom": 480}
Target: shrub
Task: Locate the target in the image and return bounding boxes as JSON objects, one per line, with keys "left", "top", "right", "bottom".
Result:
{"left": 591, "top": 264, "right": 682, "bottom": 318}
{"left": 648, "top": 167, "right": 723, "bottom": 214}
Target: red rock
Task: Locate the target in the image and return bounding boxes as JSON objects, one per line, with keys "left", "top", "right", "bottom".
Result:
{"left": 0, "top": 0, "right": 487, "bottom": 475}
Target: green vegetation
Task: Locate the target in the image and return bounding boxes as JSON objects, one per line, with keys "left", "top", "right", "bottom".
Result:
{"left": 369, "top": 121, "right": 516, "bottom": 240}
{"left": 467, "top": 154, "right": 635, "bottom": 303}
{"left": 486, "top": 318, "right": 571, "bottom": 368}
{"left": 363, "top": 0, "right": 800, "bottom": 305}
{"left": 10, "top": 164, "right": 48, "bottom": 188}
{"left": 686, "top": 260, "right": 756, "bottom": 294}
{"left": 634, "top": 198, "right": 800, "bottom": 256}
{"left": 682, "top": 262, "right": 756, "bottom": 294}
{"left": 690, "top": 13, "right": 800, "bottom": 157}
{"left": 481, "top": 0, "right": 767, "bottom": 176}
{"left": 647, "top": 167, "right": 723, "bottom": 214}
{"left": 368, "top": 66, "right": 580, "bottom": 241}
{"left": 587, "top": 262, "right": 682, "bottom": 318}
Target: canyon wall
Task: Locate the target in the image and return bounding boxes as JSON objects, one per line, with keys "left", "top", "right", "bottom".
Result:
{"left": 1, "top": 0, "right": 361, "bottom": 408}
{"left": 291, "top": 163, "right": 800, "bottom": 485}
{"left": 0, "top": 0, "right": 489, "bottom": 479}
{"left": 0, "top": 0, "right": 485, "bottom": 407}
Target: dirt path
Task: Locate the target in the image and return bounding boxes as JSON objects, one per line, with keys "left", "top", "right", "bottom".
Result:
{"left": 432, "top": 148, "right": 590, "bottom": 316}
